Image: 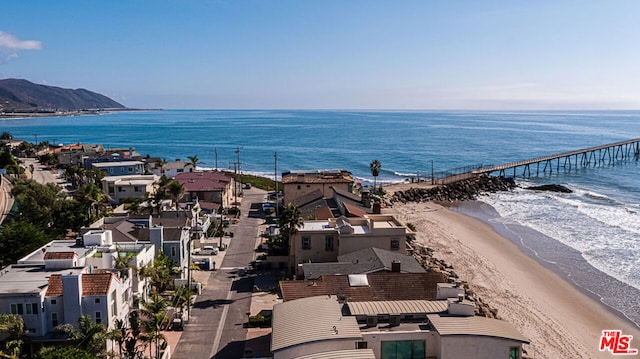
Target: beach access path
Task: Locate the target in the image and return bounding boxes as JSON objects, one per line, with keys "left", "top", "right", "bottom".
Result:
{"left": 384, "top": 182, "right": 640, "bottom": 359}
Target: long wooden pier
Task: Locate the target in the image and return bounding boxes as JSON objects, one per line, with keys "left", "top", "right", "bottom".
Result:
{"left": 470, "top": 138, "right": 640, "bottom": 178}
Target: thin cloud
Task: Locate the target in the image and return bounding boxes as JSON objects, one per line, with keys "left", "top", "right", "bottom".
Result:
{"left": 0, "top": 31, "right": 42, "bottom": 64}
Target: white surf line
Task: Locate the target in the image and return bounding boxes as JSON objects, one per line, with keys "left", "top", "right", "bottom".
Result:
{"left": 210, "top": 278, "right": 234, "bottom": 358}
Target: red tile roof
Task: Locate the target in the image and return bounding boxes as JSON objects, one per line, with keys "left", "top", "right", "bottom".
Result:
{"left": 343, "top": 202, "right": 368, "bottom": 217}
{"left": 46, "top": 273, "right": 116, "bottom": 297}
{"left": 82, "top": 273, "right": 115, "bottom": 296}
{"left": 45, "top": 275, "right": 63, "bottom": 296}
{"left": 44, "top": 252, "right": 77, "bottom": 260}
{"left": 280, "top": 272, "right": 446, "bottom": 302}
{"left": 176, "top": 171, "right": 231, "bottom": 182}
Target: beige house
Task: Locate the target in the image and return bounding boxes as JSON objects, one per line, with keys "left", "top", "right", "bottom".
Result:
{"left": 282, "top": 169, "right": 354, "bottom": 207}
{"left": 291, "top": 215, "right": 413, "bottom": 275}
{"left": 101, "top": 174, "right": 159, "bottom": 204}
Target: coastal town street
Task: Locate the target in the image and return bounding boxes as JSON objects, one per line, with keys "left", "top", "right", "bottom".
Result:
{"left": 173, "top": 187, "right": 269, "bottom": 359}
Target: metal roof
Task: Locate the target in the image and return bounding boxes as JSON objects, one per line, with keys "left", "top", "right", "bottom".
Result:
{"left": 271, "top": 295, "right": 362, "bottom": 352}
{"left": 348, "top": 300, "right": 448, "bottom": 316}
{"left": 295, "top": 349, "right": 376, "bottom": 359}
{"left": 427, "top": 314, "right": 530, "bottom": 343}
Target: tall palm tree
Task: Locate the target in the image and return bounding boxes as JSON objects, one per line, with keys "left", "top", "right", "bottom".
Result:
{"left": 370, "top": 159, "right": 381, "bottom": 191}
{"left": 186, "top": 155, "right": 201, "bottom": 172}
{"left": 141, "top": 293, "right": 168, "bottom": 359}
{"left": 107, "top": 318, "right": 126, "bottom": 359}
{"left": 279, "top": 203, "right": 304, "bottom": 275}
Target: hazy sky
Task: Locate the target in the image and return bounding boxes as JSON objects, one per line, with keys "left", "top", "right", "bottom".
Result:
{"left": 1, "top": 1, "right": 639, "bottom": 110}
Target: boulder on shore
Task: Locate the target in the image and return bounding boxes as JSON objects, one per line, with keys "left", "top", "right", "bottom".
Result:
{"left": 525, "top": 184, "right": 572, "bottom": 193}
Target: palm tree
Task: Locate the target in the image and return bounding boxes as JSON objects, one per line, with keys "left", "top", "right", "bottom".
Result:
{"left": 370, "top": 159, "right": 381, "bottom": 191}
{"left": 186, "top": 155, "right": 201, "bottom": 172}
{"left": 141, "top": 293, "right": 168, "bottom": 359}
{"left": 107, "top": 318, "right": 126, "bottom": 359}
{"left": 166, "top": 180, "right": 184, "bottom": 209}
{"left": 278, "top": 203, "right": 304, "bottom": 275}
{"left": 57, "top": 315, "right": 107, "bottom": 357}
{"left": 155, "top": 158, "right": 168, "bottom": 176}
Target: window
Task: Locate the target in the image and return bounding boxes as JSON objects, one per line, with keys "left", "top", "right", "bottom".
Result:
{"left": 509, "top": 347, "right": 520, "bottom": 359}
{"left": 95, "top": 298, "right": 100, "bottom": 304}
{"left": 171, "top": 246, "right": 177, "bottom": 256}
{"left": 10, "top": 304, "right": 23, "bottom": 315}
{"left": 25, "top": 303, "right": 38, "bottom": 315}
{"left": 134, "top": 186, "right": 140, "bottom": 192}
{"left": 177, "top": 168, "right": 184, "bottom": 173}
{"left": 95, "top": 311, "right": 102, "bottom": 324}
{"left": 297, "top": 185, "right": 301, "bottom": 190}
{"left": 50, "top": 299, "right": 57, "bottom": 305}
{"left": 118, "top": 187, "right": 124, "bottom": 192}
{"left": 381, "top": 340, "right": 425, "bottom": 359}
{"left": 325, "top": 236, "right": 334, "bottom": 251}
{"left": 356, "top": 341, "right": 368, "bottom": 349}
{"left": 128, "top": 167, "right": 133, "bottom": 172}
{"left": 390, "top": 239, "right": 400, "bottom": 250}
{"left": 51, "top": 313, "right": 58, "bottom": 327}
{"left": 301, "top": 237, "right": 311, "bottom": 250}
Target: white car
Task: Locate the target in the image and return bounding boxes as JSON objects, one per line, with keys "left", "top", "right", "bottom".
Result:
{"left": 192, "top": 246, "right": 219, "bottom": 256}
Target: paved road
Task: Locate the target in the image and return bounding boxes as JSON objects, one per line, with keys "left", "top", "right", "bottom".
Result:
{"left": 0, "top": 175, "right": 13, "bottom": 224}
{"left": 173, "top": 188, "right": 267, "bottom": 359}
{"left": 22, "top": 158, "right": 61, "bottom": 185}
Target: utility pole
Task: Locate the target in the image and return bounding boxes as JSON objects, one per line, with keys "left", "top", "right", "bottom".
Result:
{"left": 274, "top": 151, "right": 278, "bottom": 216}
{"left": 234, "top": 147, "right": 242, "bottom": 198}
{"left": 231, "top": 162, "right": 238, "bottom": 206}
{"left": 214, "top": 147, "right": 218, "bottom": 170}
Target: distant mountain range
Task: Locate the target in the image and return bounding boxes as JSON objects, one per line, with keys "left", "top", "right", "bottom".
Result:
{"left": 0, "top": 78, "right": 125, "bottom": 112}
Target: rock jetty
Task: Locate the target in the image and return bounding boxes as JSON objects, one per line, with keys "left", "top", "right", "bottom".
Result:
{"left": 392, "top": 175, "right": 516, "bottom": 203}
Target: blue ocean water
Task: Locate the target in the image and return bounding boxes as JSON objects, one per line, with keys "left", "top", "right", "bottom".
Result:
{"left": 3, "top": 109, "right": 640, "bottom": 325}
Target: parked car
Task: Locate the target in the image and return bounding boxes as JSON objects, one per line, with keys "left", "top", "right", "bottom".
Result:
{"left": 194, "top": 246, "right": 219, "bottom": 255}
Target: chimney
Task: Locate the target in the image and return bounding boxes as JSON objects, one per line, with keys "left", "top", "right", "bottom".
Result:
{"left": 372, "top": 202, "right": 381, "bottom": 214}
{"left": 391, "top": 260, "right": 401, "bottom": 272}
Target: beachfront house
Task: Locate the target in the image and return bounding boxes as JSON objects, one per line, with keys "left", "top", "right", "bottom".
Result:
{"left": 150, "top": 159, "right": 194, "bottom": 178}
{"left": 101, "top": 174, "right": 159, "bottom": 204}
{"left": 176, "top": 171, "right": 234, "bottom": 210}
{"left": 290, "top": 214, "right": 413, "bottom": 276}
{"left": 293, "top": 186, "right": 375, "bottom": 220}
{"left": 52, "top": 143, "right": 104, "bottom": 167}
{"left": 271, "top": 294, "right": 529, "bottom": 359}
{"left": 91, "top": 160, "right": 145, "bottom": 177}
{"left": 282, "top": 169, "right": 354, "bottom": 207}
{"left": 302, "top": 247, "right": 426, "bottom": 280}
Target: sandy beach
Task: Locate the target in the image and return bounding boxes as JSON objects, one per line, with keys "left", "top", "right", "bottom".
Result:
{"left": 384, "top": 183, "right": 640, "bottom": 358}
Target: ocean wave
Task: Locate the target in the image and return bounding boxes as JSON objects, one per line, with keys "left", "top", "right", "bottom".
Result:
{"left": 482, "top": 189, "right": 640, "bottom": 290}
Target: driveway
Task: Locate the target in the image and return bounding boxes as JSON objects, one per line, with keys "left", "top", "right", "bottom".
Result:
{"left": 172, "top": 187, "right": 268, "bottom": 359}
